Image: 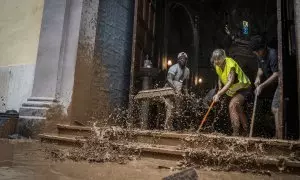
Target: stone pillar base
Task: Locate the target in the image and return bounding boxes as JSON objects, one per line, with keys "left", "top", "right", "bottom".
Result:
{"left": 18, "top": 97, "right": 56, "bottom": 138}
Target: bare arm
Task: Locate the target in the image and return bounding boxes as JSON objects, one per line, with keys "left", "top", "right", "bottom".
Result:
{"left": 167, "top": 73, "right": 176, "bottom": 90}
{"left": 255, "top": 68, "right": 264, "bottom": 87}
{"left": 260, "top": 72, "right": 279, "bottom": 88}
{"left": 218, "top": 78, "right": 223, "bottom": 91}
{"left": 217, "top": 69, "right": 235, "bottom": 96}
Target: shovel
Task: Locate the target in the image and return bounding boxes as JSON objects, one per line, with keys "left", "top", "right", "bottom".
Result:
{"left": 249, "top": 94, "right": 258, "bottom": 137}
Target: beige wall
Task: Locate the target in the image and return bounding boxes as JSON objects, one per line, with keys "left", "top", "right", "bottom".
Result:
{"left": 0, "top": 0, "right": 44, "bottom": 66}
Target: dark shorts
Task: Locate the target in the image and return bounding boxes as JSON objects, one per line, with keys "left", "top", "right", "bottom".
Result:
{"left": 236, "top": 87, "right": 253, "bottom": 103}
{"left": 272, "top": 86, "right": 280, "bottom": 109}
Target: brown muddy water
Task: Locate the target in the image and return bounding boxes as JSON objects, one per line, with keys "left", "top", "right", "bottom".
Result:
{"left": 0, "top": 139, "right": 299, "bottom": 180}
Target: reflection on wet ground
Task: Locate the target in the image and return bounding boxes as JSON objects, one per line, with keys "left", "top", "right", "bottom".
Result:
{"left": 0, "top": 139, "right": 300, "bottom": 180}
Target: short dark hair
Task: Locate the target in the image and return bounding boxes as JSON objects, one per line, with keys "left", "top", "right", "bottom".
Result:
{"left": 249, "top": 35, "right": 267, "bottom": 51}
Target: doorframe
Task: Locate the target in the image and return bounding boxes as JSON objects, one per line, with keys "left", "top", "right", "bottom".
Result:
{"left": 294, "top": 0, "right": 300, "bottom": 140}
{"left": 163, "top": 1, "right": 199, "bottom": 86}
{"left": 128, "top": 0, "right": 287, "bottom": 138}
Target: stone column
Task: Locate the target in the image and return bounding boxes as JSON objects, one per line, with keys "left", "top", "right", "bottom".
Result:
{"left": 18, "top": 0, "right": 83, "bottom": 137}
{"left": 31, "top": 0, "right": 68, "bottom": 98}
{"left": 57, "top": 0, "right": 83, "bottom": 114}
{"left": 140, "top": 69, "right": 151, "bottom": 129}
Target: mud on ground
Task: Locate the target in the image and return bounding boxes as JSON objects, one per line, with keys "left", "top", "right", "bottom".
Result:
{"left": 42, "top": 126, "right": 299, "bottom": 176}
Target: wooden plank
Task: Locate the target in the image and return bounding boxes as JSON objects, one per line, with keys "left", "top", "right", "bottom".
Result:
{"left": 134, "top": 88, "right": 175, "bottom": 100}
{"left": 138, "top": 87, "right": 173, "bottom": 93}
{"left": 54, "top": 124, "right": 300, "bottom": 147}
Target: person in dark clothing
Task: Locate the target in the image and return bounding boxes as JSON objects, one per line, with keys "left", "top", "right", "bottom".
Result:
{"left": 250, "top": 35, "right": 281, "bottom": 139}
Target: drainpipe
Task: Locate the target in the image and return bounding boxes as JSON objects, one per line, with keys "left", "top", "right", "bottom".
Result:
{"left": 294, "top": 0, "right": 300, "bottom": 139}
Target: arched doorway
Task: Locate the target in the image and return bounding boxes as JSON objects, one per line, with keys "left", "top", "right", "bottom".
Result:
{"left": 166, "top": 3, "right": 198, "bottom": 87}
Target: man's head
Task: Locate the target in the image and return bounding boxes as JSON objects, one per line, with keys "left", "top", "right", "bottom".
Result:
{"left": 211, "top": 49, "right": 226, "bottom": 67}
{"left": 177, "top": 52, "right": 188, "bottom": 67}
{"left": 250, "top": 35, "right": 267, "bottom": 58}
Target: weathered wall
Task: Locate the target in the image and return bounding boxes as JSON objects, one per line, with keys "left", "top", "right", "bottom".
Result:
{"left": 70, "top": 0, "right": 134, "bottom": 124}
{"left": 70, "top": 0, "right": 102, "bottom": 124}
{"left": 95, "top": 0, "right": 134, "bottom": 107}
{"left": 0, "top": 0, "right": 44, "bottom": 112}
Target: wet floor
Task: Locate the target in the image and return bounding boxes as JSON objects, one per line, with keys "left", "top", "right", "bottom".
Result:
{"left": 0, "top": 139, "right": 300, "bottom": 180}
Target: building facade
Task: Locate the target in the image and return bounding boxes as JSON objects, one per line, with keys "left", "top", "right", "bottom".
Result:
{"left": 0, "top": 0, "right": 134, "bottom": 137}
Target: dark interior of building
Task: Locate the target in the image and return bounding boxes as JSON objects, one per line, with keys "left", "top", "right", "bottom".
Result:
{"left": 281, "top": 0, "right": 299, "bottom": 139}
{"left": 131, "top": 0, "right": 299, "bottom": 139}
{"left": 154, "top": 0, "right": 278, "bottom": 88}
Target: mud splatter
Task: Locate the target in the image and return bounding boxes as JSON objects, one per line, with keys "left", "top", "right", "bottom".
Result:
{"left": 45, "top": 126, "right": 141, "bottom": 164}
{"left": 43, "top": 92, "right": 300, "bottom": 175}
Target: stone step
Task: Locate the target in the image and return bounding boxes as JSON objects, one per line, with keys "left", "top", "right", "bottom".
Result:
{"left": 22, "top": 101, "right": 53, "bottom": 108}
{"left": 56, "top": 124, "right": 300, "bottom": 157}
{"left": 28, "top": 97, "right": 56, "bottom": 102}
{"left": 57, "top": 124, "right": 93, "bottom": 137}
{"left": 39, "top": 133, "right": 86, "bottom": 146}
{"left": 19, "top": 116, "right": 47, "bottom": 120}
{"left": 39, "top": 133, "right": 183, "bottom": 157}
{"left": 39, "top": 133, "right": 300, "bottom": 173}
{"left": 19, "top": 107, "right": 49, "bottom": 117}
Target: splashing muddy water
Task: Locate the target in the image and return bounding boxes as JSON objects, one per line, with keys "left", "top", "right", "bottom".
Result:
{"left": 41, "top": 121, "right": 300, "bottom": 175}
{"left": 40, "top": 91, "right": 300, "bottom": 175}
{"left": 5, "top": 90, "right": 296, "bottom": 179}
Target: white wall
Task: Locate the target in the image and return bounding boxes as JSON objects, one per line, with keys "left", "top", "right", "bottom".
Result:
{"left": 0, "top": 0, "right": 44, "bottom": 112}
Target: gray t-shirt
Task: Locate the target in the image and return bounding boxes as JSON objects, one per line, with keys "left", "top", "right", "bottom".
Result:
{"left": 167, "top": 63, "right": 190, "bottom": 91}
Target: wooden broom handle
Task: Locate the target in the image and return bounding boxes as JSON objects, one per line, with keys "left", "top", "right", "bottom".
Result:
{"left": 197, "top": 100, "right": 216, "bottom": 132}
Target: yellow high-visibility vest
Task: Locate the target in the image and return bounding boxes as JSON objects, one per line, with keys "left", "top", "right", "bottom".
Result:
{"left": 215, "top": 57, "right": 251, "bottom": 97}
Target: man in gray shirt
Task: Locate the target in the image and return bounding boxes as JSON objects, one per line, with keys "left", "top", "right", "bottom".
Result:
{"left": 164, "top": 52, "right": 190, "bottom": 130}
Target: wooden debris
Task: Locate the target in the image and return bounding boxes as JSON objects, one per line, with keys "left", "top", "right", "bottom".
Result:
{"left": 134, "top": 88, "right": 175, "bottom": 100}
